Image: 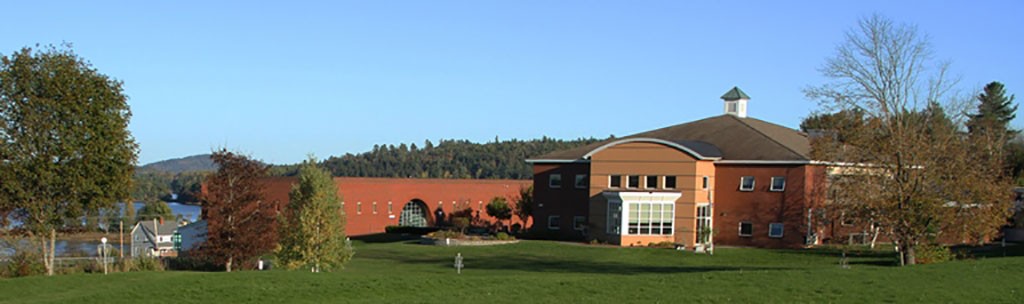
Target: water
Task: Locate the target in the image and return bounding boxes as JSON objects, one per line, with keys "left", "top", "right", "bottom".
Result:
{"left": 1, "top": 202, "right": 202, "bottom": 257}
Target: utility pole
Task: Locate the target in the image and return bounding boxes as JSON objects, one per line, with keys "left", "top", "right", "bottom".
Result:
{"left": 119, "top": 220, "right": 124, "bottom": 258}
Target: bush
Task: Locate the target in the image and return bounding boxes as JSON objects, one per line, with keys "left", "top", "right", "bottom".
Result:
{"left": 3, "top": 249, "right": 45, "bottom": 278}
{"left": 915, "top": 243, "right": 953, "bottom": 264}
{"left": 427, "top": 230, "right": 463, "bottom": 239}
{"left": 132, "top": 257, "right": 165, "bottom": 272}
{"left": 495, "top": 232, "right": 514, "bottom": 241}
{"left": 167, "top": 255, "right": 219, "bottom": 271}
{"left": 648, "top": 241, "right": 676, "bottom": 249}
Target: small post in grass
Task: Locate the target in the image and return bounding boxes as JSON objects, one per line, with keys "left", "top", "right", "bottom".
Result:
{"left": 454, "top": 253, "right": 464, "bottom": 274}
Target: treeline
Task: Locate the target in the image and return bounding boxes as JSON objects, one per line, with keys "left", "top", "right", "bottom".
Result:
{"left": 271, "top": 137, "right": 609, "bottom": 179}
{"left": 132, "top": 171, "right": 207, "bottom": 203}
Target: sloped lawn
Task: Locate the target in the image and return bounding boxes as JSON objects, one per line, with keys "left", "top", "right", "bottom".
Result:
{"left": 1, "top": 238, "right": 1022, "bottom": 303}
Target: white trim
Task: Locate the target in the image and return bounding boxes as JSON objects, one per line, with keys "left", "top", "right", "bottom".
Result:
{"left": 573, "top": 216, "right": 586, "bottom": 231}
{"left": 525, "top": 159, "right": 591, "bottom": 164}
{"left": 609, "top": 175, "right": 622, "bottom": 188}
{"left": 626, "top": 175, "right": 640, "bottom": 189}
{"left": 769, "top": 176, "right": 786, "bottom": 192}
{"left": 663, "top": 176, "right": 677, "bottom": 190}
{"left": 581, "top": 138, "right": 722, "bottom": 160}
{"left": 549, "top": 174, "right": 562, "bottom": 189}
{"left": 548, "top": 215, "right": 561, "bottom": 230}
{"left": 739, "top": 176, "right": 755, "bottom": 191}
{"left": 715, "top": 160, "right": 811, "bottom": 165}
{"left": 768, "top": 223, "right": 784, "bottom": 238}
{"left": 738, "top": 221, "right": 753, "bottom": 237}
{"left": 574, "top": 174, "right": 588, "bottom": 189}
{"left": 644, "top": 175, "right": 658, "bottom": 189}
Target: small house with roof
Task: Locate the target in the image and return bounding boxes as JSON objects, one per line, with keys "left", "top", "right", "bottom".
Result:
{"left": 130, "top": 219, "right": 180, "bottom": 257}
{"left": 527, "top": 87, "right": 831, "bottom": 249}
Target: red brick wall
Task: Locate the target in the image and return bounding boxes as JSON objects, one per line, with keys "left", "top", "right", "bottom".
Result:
{"left": 531, "top": 163, "right": 591, "bottom": 240}
{"left": 712, "top": 164, "right": 825, "bottom": 248}
{"left": 261, "top": 177, "right": 531, "bottom": 236}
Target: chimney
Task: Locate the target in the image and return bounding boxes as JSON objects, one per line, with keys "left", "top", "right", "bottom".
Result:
{"left": 721, "top": 86, "right": 750, "bottom": 118}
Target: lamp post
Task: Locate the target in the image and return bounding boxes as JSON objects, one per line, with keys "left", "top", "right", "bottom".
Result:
{"left": 100, "top": 237, "right": 108, "bottom": 275}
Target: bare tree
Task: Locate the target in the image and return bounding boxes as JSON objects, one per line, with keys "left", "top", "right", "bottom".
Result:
{"left": 806, "top": 15, "right": 1012, "bottom": 265}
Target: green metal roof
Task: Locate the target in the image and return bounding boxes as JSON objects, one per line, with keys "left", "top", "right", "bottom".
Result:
{"left": 720, "top": 86, "right": 750, "bottom": 100}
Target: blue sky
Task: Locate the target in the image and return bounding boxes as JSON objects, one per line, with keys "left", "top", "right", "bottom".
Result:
{"left": 2, "top": 1, "right": 1022, "bottom": 165}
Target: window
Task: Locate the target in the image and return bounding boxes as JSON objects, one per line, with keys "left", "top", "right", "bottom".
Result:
{"left": 664, "top": 176, "right": 677, "bottom": 189}
{"left": 549, "top": 174, "right": 562, "bottom": 189}
{"left": 609, "top": 175, "right": 622, "bottom": 188}
{"left": 702, "top": 176, "right": 709, "bottom": 190}
{"left": 357, "top": 202, "right": 362, "bottom": 214}
{"left": 607, "top": 202, "right": 622, "bottom": 234}
{"left": 478, "top": 201, "right": 483, "bottom": 211}
{"left": 388, "top": 201, "right": 393, "bottom": 214}
{"left": 739, "top": 221, "right": 753, "bottom": 236}
{"left": 372, "top": 202, "right": 378, "bottom": 214}
{"left": 575, "top": 174, "right": 588, "bottom": 189}
{"left": 727, "top": 101, "right": 738, "bottom": 114}
{"left": 769, "top": 223, "right": 784, "bottom": 238}
{"left": 627, "top": 175, "right": 640, "bottom": 189}
{"left": 696, "top": 204, "right": 712, "bottom": 244}
{"left": 548, "top": 216, "right": 561, "bottom": 230}
{"left": 573, "top": 216, "right": 586, "bottom": 231}
{"left": 739, "top": 176, "right": 755, "bottom": 191}
{"left": 626, "top": 202, "right": 673, "bottom": 235}
{"left": 770, "top": 177, "right": 786, "bottom": 192}
{"left": 645, "top": 176, "right": 658, "bottom": 189}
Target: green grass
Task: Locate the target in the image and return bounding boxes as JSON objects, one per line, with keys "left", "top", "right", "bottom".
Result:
{"left": 2, "top": 238, "right": 1024, "bottom": 303}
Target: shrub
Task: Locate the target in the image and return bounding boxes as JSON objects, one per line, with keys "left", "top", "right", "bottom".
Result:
{"left": 427, "top": 230, "right": 463, "bottom": 240}
{"left": 495, "top": 232, "right": 514, "bottom": 241}
{"left": 132, "top": 257, "right": 166, "bottom": 272}
{"left": 3, "top": 249, "right": 45, "bottom": 278}
{"left": 915, "top": 243, "right": 953, "bottom": 264}
{"left": 384, "top": 226, "right": 439, "bottom": 235}
{"left": 648, "top": 241, "right": 676, "bottom": 249}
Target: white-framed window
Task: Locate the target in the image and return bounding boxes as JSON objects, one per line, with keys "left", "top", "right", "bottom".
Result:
{"left": 549, "top": 174, "right": 562, "bottom": 189}
{"left": 702, "top": 176, "right": 709, "bottom": 190}
{"left": 607, "top": 202, "right": 622, "bottom": 234}
{"left": 575, "top": 174, "right": 588, "bottom": 189}
{"left": 770, "top": 176, "right": 786, "bottom": 192}
{"left": 357, "top": 202, "right": 362, "bottom": 214}
{"left": 768, "top": 223, "right": 784, "bottom": 238}
{"left": 626, "top": 202, "right": 674, "bottom": 235}
{"left": 627, "top": 175, "right": 640, "bottom": 189}
{"left": 696, "top": 204, "right": 712, "bottom": 244}
{"left": 388, "top": 201, "right": 393, "bottom": 214}
{"left": 609, "top": 175, "right": 622, "bottom": 188}
{"left": 664, "top": 176, "right": 677, "bottom": 189}
{"left": 738, "top": 221, "right": 753, "bottom": 237}
{"left": 739, "top": 176, "right": 755, "bottom": 191}
{"left": 645, "top": 176, "right": 658, "bottom": 189}
{"left": 478, "top": 201, "right": 483, "bottom": 211}
{"left": 573, "top": 216, "right": 586, "bottom": 231}
{"left": 372, "top": 202, "right": 378, "bottom": 214}
{"left": 548, "top": 216, "right": 561, "bottom": 230}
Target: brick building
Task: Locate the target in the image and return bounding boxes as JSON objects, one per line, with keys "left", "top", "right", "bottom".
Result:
{"left": 261, "top": 177, "right": 531, "bottom": 236}
{"left": 527, "top": 87, "right": 830, "bottom": 248}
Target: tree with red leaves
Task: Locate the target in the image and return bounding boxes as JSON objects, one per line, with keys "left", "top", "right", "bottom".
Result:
{"left": 200, "top": 149, "right": 276, "bottom": 272}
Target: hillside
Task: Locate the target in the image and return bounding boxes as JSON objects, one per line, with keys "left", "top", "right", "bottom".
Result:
{"left": 137, "top": 154, "right": 215, "bottom": 174}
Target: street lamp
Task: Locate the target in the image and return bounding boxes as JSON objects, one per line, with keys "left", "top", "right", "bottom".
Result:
{"left": 100, "top": 237, "right": 108, "bottom": 275}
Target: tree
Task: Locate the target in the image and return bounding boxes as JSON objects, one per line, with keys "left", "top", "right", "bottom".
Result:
{"left": 805, "top": 15, "right": 1011, "bottom": 265}
{"left": 512, "top": 185, "right": 534, "bottom": 230}
{"left": 137, "top": 201, "right": 174, "bottom": 221}
{"left": 967, "top": 82, "right": 1019, "bottom": 175}
{"left": 124, "top": 201, "right": 137, "bottom": 226}
{"left": 0, "top": 45, "right": 137, "bottom": 275}
{"left": 485, "top": 196, "right": 512, "bottom": 230}
{"left": 277, "top": 156, "right": 353, "bottom": 272}
{"left": 199, "top": 149, "right": 276, "bottom": 272}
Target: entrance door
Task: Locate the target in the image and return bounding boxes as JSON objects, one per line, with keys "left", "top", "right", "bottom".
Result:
{"left": 399, "top": 200, "right": 429, "bottom": 227}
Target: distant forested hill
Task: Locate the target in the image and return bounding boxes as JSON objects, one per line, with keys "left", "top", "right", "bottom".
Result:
{"left": 270, "top": 137, "right": 609, "bottom": 179}
{"left": 138, "top": 154, "right": 215, "bottom": 174}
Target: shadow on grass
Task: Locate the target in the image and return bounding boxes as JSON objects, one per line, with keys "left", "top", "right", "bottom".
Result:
{"left": 775, "top": 246, "right": 899, "bottom": 267}
{"left": 951, "top": 243, "right": 1024, "bottom": 259}
{"left": 351, "top": 233, "right": 423, "bottom": 244}
{"left": 364, "top": 250, "right": 787, "bottom": 275}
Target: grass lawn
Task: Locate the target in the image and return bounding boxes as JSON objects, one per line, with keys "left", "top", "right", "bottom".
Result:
{"left": 2, "top": 236, "right": 1023, "bottom": 303}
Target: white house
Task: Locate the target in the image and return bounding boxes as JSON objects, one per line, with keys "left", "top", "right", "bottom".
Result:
{"left": 130, "top": 219, "right": 179, "bottom": 257}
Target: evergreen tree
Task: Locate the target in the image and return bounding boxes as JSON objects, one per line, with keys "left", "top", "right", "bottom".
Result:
{"left": 278, "top": 156, "right": 353, "bottom": 272}
{"left": 137, "top": 201, "right": 174, "bottom": 221}
{"left": 968, "top": 81, "right": 1018, "bottom": 139}
{"left": 485, "top": 196, "right": 512, "bottom": 230}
